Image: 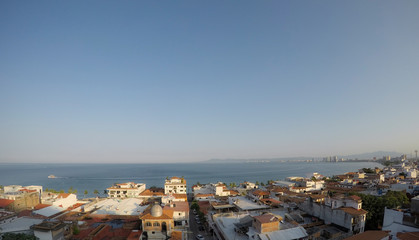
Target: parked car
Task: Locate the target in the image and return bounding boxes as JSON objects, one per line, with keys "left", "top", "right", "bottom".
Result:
{"left": 196, "top": 234, "right": 205, "bottom": 240}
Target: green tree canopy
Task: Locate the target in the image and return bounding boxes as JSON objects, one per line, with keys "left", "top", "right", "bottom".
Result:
{"left": 353, "top": 191, "right": 409, "bottom": 230}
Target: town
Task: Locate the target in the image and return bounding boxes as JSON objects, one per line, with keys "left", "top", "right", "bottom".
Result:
{"left": 1, "top": 157, "right": 419, "bottom": 240}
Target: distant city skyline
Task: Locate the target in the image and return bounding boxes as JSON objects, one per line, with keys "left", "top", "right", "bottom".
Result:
{"left": 1, "top": 1, "right": 419, "bottom": 163}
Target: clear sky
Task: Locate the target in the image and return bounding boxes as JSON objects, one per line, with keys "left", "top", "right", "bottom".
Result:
{"left": 1, "top": 1, "right": 419, "bottom": 163}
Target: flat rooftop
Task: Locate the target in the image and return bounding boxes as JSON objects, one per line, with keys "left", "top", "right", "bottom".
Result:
{"left": 230, "top": 196, "right": 269, "bottom": 211}
{"left": 213, "top": 213, "right": 249, "bottom": 240}
{"left": 88, "top": 198, "right": 149, "bottom": 215}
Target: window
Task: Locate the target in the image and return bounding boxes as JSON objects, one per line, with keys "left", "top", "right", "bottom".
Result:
{"left": 146, "top": 222, "right": 152, "bottom": 227}
{"left": 153, "top": 222, "right": 160, "bottom": 227}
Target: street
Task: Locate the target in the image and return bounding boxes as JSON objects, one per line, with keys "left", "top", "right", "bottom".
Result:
{"left": 188, "top": 204, "right": 215, "bottom": 240}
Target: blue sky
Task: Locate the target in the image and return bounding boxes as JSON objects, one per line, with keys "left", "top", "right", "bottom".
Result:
{"left": 1, "top": 1, "right": 419, "bottom": 163}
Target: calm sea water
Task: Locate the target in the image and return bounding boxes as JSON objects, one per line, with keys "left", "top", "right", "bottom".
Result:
{"left": 0, "top": 161, "right": 381, "bottom": 198}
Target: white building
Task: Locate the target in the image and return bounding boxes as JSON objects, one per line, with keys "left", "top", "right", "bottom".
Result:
{"left": 52, "top": 193, "right": 78, "bottom": 209}
{"left": 107, "top": 182, "right": 146, "bottom": 198}
{"left": 299, "top": 195, "right": 367, "bottom": 234}
{"left": 382, "top": 207, "right": 419, "bottom": 238}
{"left": 32, "top": 221, "right": 67, "bottom": 240}
{"left": 164, "top": 177, "right": 187, "bottom": 194}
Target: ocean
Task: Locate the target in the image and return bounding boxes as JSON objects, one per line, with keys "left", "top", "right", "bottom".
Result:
{"left": 0, "top": 161, "right": 382, "bottom": 198}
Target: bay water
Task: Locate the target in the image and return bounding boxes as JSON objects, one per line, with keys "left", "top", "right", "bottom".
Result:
{"left": 0, "top": 161, "right": 381, "bottom": 198}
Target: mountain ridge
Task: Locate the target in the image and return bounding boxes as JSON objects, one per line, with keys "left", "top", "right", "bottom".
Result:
{"left": 204, "top": 151, "right": 404, "bottom": 163}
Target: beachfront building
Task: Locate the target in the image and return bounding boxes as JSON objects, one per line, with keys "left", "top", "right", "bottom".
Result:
{"left": 107, "top": 182, "right": 146, "bottom": 198}
{"left": 164, "top": 177, "right": 186, "bottom": 195}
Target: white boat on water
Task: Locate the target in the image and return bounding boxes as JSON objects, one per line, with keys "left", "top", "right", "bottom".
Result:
{"left": 48, "top": 175, "right": 56, "bottom": 179}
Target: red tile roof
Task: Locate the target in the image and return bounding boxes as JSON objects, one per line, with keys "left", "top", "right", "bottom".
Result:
{"left": 171, "top": 231, "right": 183, "bottom": 240}
{"left": 345, "top": 230, "right": 389, "bottom": 240}
{"left": 164, "top": 202, "right": 189, "bottom": 212}
{"left": 127, "top": 230, "right": 143, "bottom": 240}
{"left": 34, "top": 204, "right": 51, "bottom": 210}
{"left": 229, "top": 190, "right": 240, "bottom": 196}
{"left": 340, "top": 207, "right": 368, "bottom": 216}
{"left": 139, "top": 189, "right": 165, "bottom": 197}
{"left": 397, "top": 231, "right": 419, "bottom": 240}
{"left": 197, "top": 201, "right": 211, "bottom": 215}
{"left": 195, "top": 193, "right": 214, "bottom": 197}
{"left": 172, "top": 194, "right": 187, "bottom": 200}
{"left": 348, "top": 195, "right": 362, "bottom": 201}
{"left": 254, "top": 214, "right": 279, "bottom": 223}
{"left": 260, "top": 198, "right": 282, "bottom": 206}
{"left": 139, "top": 206, "right": 174, "bottom": 220}
{"left": 57, "top": 193, "right": 71, "bottom": 198}
{"left": 0, "top": 199, "right": 14, "bottom": 208}
{"left": 19, "top": 189, "right": 38, "bottom": 193}
{"left": 253, "top": 190, "right": 270, "bottom": 196}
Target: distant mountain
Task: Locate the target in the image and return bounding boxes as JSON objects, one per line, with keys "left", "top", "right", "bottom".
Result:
{"left": 205, "top": 157, "right": 310, "bottom": 163}
{"left": 203, "top": 151, "right": 404, "bottom": 163}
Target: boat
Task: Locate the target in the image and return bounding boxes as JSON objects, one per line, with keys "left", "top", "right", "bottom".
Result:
{"left": 48, "top": 175, "right": 57, "bottom": 179}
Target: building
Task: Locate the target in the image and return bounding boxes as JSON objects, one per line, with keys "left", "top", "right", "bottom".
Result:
{"left": 0, "top": 191, "right": 40, "bottom": 212}
{"left": 107, "top": 182, "right": 146, "bottom": 198}
{"left": 164, "top": 201, "right": 189, "bottom": 227}
{"left": 32, "top": 221, "right": 67, "bottom": 240}
{"left": 164, "top": 177, "right": 186, "bottom": 195}
{"left": 299, "top": 195, "right": 367, "bottom": 234}
{"left": 139, "top": 203, "right": 175, "bottom": 240}
{"left": 253, "top": 214, "right": 281, "bottom": 233}
{"left": 138, "top": 188, "right": 165, "bottom": 201}
{"left": 382, "top": 206, "right": 419, "bottom": 238}
{"left": 211, "top": 212, "right": 308, "bottom": 240}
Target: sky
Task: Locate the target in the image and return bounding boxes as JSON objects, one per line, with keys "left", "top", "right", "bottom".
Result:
{"left": 1, "top": 1, "right": 419, "bottom": 163}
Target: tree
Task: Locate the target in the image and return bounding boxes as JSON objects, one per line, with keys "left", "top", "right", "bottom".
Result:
{"left": 190, "top": 201, "right": 200, "bottom": 211}
{"left": 260, "top": 182, "right": 265, "bottom": 186}
{"left": 68, "top": 186, "right": 74, "bottom": 193}
{"left": 59, "top": 189, "right": 65, "bottom": 193}
{"left": 94, "top": 189, "right": 99, "bottom": 196}
{"left": 362, "top": 168, "right": 375, "bottom": 174}
{"left": 73, "top": 224, "right": 80, "bottom": 235}
{"left": 84, "top": 190, "right": 88, "bottom": 198}
{"left": 255, "top": 181, "right": 260, "bottom": 186}
{"left": 353, "top": 191, "right": 409, "bottom": 230}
